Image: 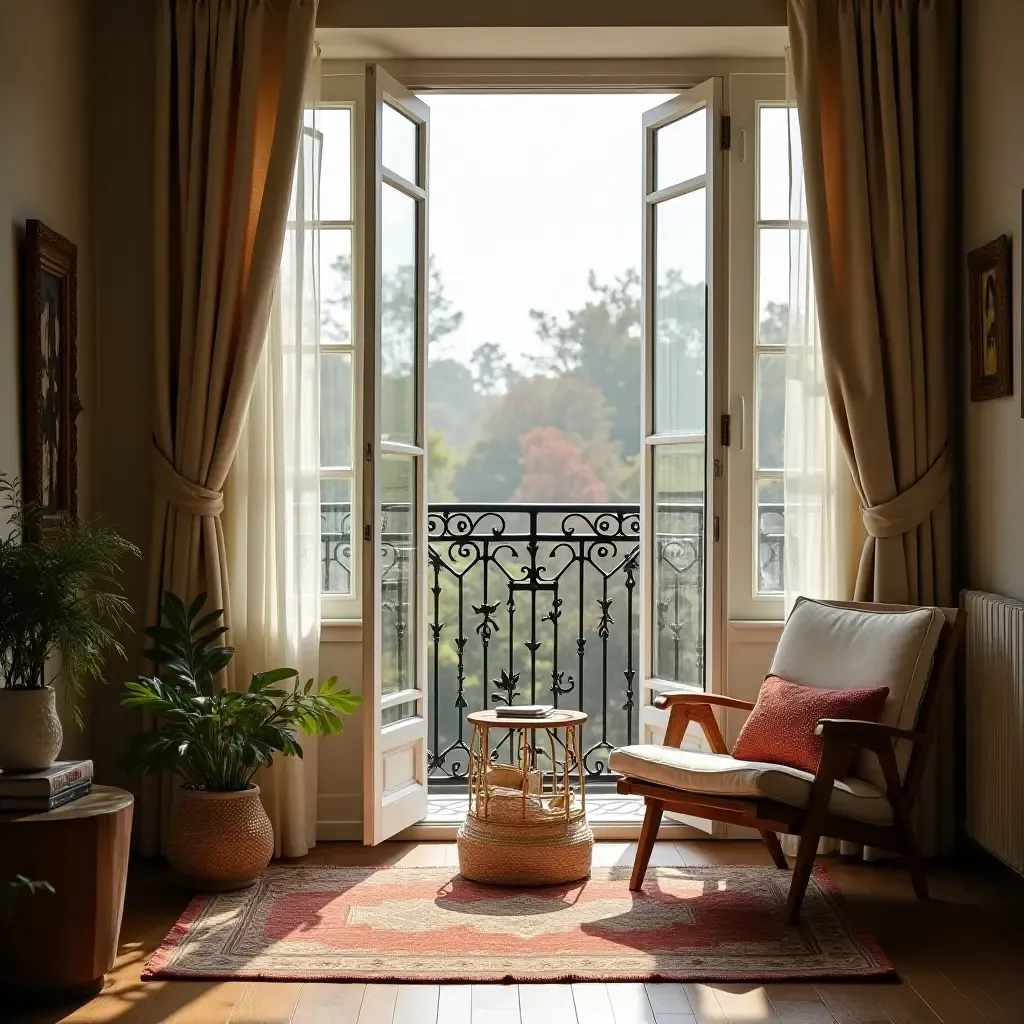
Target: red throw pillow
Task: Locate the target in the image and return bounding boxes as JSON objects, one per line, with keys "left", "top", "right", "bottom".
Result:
{"left": 731, "top": 675, "right": 890, "bottom": 778}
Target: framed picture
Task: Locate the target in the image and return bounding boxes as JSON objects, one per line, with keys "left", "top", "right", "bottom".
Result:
{"left": 21, "top": 220, "right": 80, "bottom": 519}
{"left": 968, "top": 234, "right": 1012, "bottom": 402}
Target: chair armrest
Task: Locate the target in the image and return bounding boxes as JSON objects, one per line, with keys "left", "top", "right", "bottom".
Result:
{"left": 814, "top": 718, "right": 928, "bottom": 752}
{"left": 654, "top": 692, "right": 756, "bottom": 712}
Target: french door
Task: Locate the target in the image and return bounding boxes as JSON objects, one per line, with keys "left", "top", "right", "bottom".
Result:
{"left": 360, "top": 73, "right": 725, "bottom": 843}
{"left": 637, "top": 80, "right": 726, "bottom": 766}
{"left": 362, "top": 64, "right": 431, "bottom": 844}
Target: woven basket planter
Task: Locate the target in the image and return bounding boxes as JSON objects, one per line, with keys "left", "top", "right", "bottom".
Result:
{"left": 165, "top": 785, "right": 274, "bottom": 891}
{"left": 457, "top": 795, "right": 593, "bottom": 886}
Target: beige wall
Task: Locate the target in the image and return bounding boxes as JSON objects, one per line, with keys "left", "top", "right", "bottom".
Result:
{"left": 0, "top": 0, "right": 95, "bottom": 756}
{"left": 87, "top": 0, "right": 157, "bottom": 786}
{"left": 962, "top": 0, "right": 1024, "bottom": 603}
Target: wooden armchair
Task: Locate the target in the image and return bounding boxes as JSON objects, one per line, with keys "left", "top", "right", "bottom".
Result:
{"left": 610, "top": 600, "right": 966, "bottom": 923}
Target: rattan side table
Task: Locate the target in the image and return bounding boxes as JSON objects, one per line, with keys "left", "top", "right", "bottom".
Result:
{"left": 457, "top": 709, "right": 594, "bottom": 885}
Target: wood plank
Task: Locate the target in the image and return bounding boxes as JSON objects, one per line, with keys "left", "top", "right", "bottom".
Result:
{"left": 437, "top": 984, "right": 473, "bottom": 1024}
{"left": 229, "top": 982, "right": 303, "bottom": 1024}
{"left": 762, "top": 984, "right": 835, "bottom": 1024}
{"left": 710, "top": 985, "right": 783, "bottom": 1023}
{"left": 682, "top": 985, "right": 729, "bottom": 1024}
{"left": 645, "top": 983, "right": 693, "bottom": 1014}
{"left": 813, "top": 984, "right": 890, "bottom": 1024}
{"left": 871, "top": 985, "right": 944, "bottom": 1024}
{"left": 606, "top": 982, "right": 657, "bottom": 1023}
{"left": 899, "top": 968, "right": 993, "bottom": 1024}
{"left": 472, "top": 983, "right": 521, "bottom": 1024}
{"left": 518, "top": 983, "right": 578, "bottom": 1023}
{"left": 572, "top": 983, "right": 617, "bottom": 1024}
{"left": 357, "top": 983, "right": 399, "bottom": 1024}
{"left": 393, "top": 983, "right": 439, "bottom": 1024}
{"left": 292, "top": 982, "right": 366, "bottom": 1024}
{"left": 596, "top": 842, "right": 685, "bottom": 869}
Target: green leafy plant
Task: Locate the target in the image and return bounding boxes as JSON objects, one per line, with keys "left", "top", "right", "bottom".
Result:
{"left": 120, "top": 592, "right": 362, "bottom": 791}
{"left": 0, "top": 474, "right": 139, "bottom": 725}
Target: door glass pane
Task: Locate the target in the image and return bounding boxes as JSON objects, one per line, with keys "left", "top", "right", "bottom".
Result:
{"left": 655, "top": 107, "right": 706, "bottom": 189}
{"left": 320, "top": 352, "right": 353, "bottom": 468}
{"left": 654, "top": 188, "right": 706, "bottom": 434}
{"left": 757, "top": 228, "right": 789, "bottom": 346}
{"left": 383, "top": 102, "right": 418, "bottom": 184}
{"left": 321, "top": 227, "right": 352, "bottom": 345}
{"left": 381, "top": 183, "right": 417, "bottom": 444}
{"left": 652, "top": 443, "right": 705, "bottom": 686}
{"left": 757, "top": 477, "right": 784, "bottom": 595}
{"left": 319, "top": 108, "right": 352, "bottom": 221}
{"left": 381, "top": 455, "right": 417, "bottom": 696}
{"left": 759, "top": 106, "right": 802, "bottom": 221}
{"left": 321, "top": 477, "right": 353, "bottom": 595}
{"left": 756, "top": 352, "right": 785, "bottom": 471}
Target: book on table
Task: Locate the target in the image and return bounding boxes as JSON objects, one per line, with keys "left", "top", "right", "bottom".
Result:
{"left": 0, "top": 780, "right": 92, "bottom": 812}
{"left": 0, "top": 760, "right": 94, "bottom": 805}
{"left": 494, "top": 705, "right": 555, "bottom": 719}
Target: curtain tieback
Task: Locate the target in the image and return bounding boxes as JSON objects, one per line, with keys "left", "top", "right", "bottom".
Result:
{"left": 151, "top": 444, "right": 224, "bottom": 517}
{"left": 861, "top": 449, "right": 951, "bottom": 540}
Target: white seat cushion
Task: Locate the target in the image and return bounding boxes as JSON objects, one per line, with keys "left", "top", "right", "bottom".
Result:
{"left": 770, "top": 597, "right": 945, "bottom": 790}
{"left": 609, "top": 744, "right": 894, "bottom": 825}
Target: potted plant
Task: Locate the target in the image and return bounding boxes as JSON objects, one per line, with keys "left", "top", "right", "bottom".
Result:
{"left": 121, "top": 592, "right": 362, "bottom": 889}
{"left": 0, "top": 475, "right": 138, "bottom": 771}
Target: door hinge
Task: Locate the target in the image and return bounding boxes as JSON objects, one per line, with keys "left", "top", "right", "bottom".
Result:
{"left": 720, "top": 413, "right": 731, "bottom": 447}
{"left": 713, "top": 516, "right": 721, "bottom": 542}
{"left": 721, "top": 115, "right": 732, "bottom": 151}
{"left": 363, "top": 524, "right": 371, "bottom": 542}
{"left": 364, "top": 442, "right": 372, "bottom": 463}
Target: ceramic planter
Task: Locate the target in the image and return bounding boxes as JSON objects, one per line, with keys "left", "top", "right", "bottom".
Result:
{"left": 0, "top": 686, "right": 63, "bottom": 771}
{"left": 165, "top": 785, "right": 274, "bottom": 890}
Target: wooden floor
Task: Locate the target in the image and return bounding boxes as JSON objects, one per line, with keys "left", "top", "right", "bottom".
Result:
{"left": 15, "top": 840, "right": 1024, "bottom": 1024}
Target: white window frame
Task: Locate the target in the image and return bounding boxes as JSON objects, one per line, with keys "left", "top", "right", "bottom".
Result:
{"left": 726, "top": 72, "right": 787, "bottom": 623}
{"left": 318, "top": 70, "right": 365, "bottom": 621}
{"left": 315, "top": 59, "right": 785, "bottom": 628}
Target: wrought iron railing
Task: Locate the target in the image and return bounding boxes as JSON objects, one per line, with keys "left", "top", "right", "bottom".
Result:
{"left": 320, "top": 499, "right": 784, "bottom": 786}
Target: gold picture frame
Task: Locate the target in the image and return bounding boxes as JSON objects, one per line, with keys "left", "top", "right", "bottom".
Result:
{"left": 968, "top": 234, "right": 1012, "bottom": 402}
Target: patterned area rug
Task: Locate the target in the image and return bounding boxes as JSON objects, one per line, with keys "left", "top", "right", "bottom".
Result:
{"left": 144, "top": 865, "right": 894, "bottom": 983}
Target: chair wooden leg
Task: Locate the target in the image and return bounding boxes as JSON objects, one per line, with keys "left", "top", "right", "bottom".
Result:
{"left": 760, "top": 830, "right": 789, "bottom": 869}
{"left": 785, "top": 826, "right": 820, "bottom": 924}
{"left": 898, "top": 818, "right": 929, "bottom": 901}
{"left": 630, "top": 799, "right": 664, "bottom": 892}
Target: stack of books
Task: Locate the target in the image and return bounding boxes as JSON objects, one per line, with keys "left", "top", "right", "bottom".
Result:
{"left": 494, "top": 705, "right": 555, "bottom": 719}
{"left": 0, "top": 760, "right": 93, "bottom": 812}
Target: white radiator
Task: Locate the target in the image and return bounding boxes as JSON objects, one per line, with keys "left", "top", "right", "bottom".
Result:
{"left": 963, "top": 589, "right": 1024, "bottom": 875}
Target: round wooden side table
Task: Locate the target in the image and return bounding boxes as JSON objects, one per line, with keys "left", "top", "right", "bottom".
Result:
{"left": 0, "top": 785, "right": 134, "bottom": 995}
{"left": 457, "top": 709, "right": 593, "bottom": 886}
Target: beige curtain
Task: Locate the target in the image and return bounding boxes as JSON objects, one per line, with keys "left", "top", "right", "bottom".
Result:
{"left": 787, "top": 0, "right": 957, "bottom": 853}
{"left": 143, "top": 0, "right": 317, "bottom": 855}
{"left": 224, "top": 80, "right": 323, "bottom": 859}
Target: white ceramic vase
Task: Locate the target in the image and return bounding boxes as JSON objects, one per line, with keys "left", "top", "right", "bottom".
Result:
{"left": 0, "top": 686, "right": 63, "bottom": 771}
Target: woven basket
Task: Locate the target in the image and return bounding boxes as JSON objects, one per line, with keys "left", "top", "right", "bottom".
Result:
{"left": 457, "top": 808, "right": 594, "bottom": 886}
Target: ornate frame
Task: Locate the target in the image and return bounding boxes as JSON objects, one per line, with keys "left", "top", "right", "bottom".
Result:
{"left": 968, "top": 233, "right": 1012, "bottom": 402}
{"left": 22, "top": 219, "right": 80, "bottom": 520}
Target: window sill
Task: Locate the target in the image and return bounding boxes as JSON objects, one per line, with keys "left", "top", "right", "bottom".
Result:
{"left": 321, "top": 619, "right": 363, "bottom": 644}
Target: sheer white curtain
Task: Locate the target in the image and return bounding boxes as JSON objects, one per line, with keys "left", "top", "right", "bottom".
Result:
{"left": 782, "top": 53, "right": 861, "bottom": 617}
{"left": 224, "top": 60, "right": 322, "bottom": 859}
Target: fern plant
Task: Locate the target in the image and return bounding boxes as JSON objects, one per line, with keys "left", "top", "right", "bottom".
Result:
{"left": 121, "top": 592, "right": 362, "bottom": 791}
{"left": 0, "top": 474, "right": 139, "bottom": 725}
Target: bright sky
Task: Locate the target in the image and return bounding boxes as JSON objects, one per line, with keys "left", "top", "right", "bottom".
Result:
{"left": 425, "top": 93, "right": 678, "bottom": 366}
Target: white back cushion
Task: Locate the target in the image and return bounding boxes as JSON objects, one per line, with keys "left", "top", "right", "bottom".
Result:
{"left": 770, "top": 598, "right": 946, "bottom": 790}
